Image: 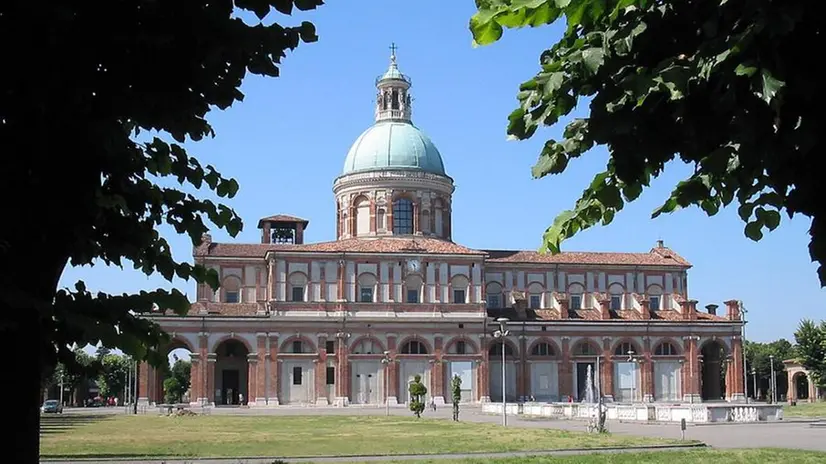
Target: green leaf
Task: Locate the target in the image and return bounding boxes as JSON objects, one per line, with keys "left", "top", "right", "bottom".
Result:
{"left": 745, "top": 220, "right": 764, "bottom": 241}
{"left": 735, "top": 63, "right": 757, "bottom": 77}
{"left": 469, "top": 9, "right": 504, "bottom": 46}
{"left": 652, "top": 197, "right": 679, "bottom": 218}
{"left": 758, "top": 69, "right": 785, "bottom": 105}
{"left": 582, "top": 48, "right": 605, "bottom": 74}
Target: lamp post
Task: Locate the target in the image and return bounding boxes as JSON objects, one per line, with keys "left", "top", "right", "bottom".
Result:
{"left": 769, "top": 355, "right": 776, "bottom": 404}
{"left": 751, "top": 368, "right": 757, "bottom": 401}
{"left": 381, "top": 350, "right": 392, "bottom": 416}
{"left": 627, "top": 349, "right": 640, "bottom": 403}
{"left": 493, "top": 317, "right": 510, "bottom": 427}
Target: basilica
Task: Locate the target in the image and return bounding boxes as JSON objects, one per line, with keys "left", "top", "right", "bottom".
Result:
{"left": 138, "top": 49, "right": 746, "bottom": 408}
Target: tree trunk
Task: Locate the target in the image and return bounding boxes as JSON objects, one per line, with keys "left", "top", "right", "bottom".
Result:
{"left": 0, "top": 240, "right": 69, "bottom": 462}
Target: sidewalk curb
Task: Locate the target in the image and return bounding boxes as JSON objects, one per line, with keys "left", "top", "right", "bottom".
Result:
{"left": 40, "top": 443, "right": 708, "bottom": 463}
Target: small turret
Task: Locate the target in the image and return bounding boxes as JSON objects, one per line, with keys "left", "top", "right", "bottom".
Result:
{"left": 374, "top": 43, "right": 413, "bottom": 123}
{"left": 258, "top": 214, "right": 308, "bottom": 244}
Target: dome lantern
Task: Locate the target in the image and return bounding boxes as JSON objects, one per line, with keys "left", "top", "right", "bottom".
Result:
{"left": 374, "top": 43, "right": 412, "bottom": 124}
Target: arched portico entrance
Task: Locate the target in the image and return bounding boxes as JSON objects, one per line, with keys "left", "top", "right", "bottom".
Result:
{"left": 700, "top": 340, "right": 727, "bottom": 401}
{"left": 794, "top": 372, "right": 810, "bottom": 401}
{"left": 488, "top": 340, "right": 518, "bottom": 402}
{"left": 150, "top": 339, "right": 194, "bottom": 405}
{"left": 214, "top": 339, "right": 249, "bottom": 406}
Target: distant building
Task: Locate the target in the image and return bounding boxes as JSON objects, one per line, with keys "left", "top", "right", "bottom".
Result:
{"left": 140, "top": 48, "right": 746, "bottom": 408}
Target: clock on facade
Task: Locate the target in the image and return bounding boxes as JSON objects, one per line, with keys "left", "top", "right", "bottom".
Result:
{"left": 406, "top": 258, "right": 421, "bottom": 273}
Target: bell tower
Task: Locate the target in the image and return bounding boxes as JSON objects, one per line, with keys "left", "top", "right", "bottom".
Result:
{"left": 375, "top": 43, "right": 412, "bottom": 123}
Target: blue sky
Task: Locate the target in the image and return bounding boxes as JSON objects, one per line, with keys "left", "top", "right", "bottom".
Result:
{"left": 63, "top": 0, "right": 823, "bottom": 352}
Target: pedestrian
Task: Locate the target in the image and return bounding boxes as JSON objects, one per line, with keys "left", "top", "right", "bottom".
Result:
{"left": 429, "top": 397, "right": 436, "bottom": 411}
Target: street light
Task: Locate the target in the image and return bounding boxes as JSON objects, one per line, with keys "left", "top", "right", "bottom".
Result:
{"left": 739, "top": 302, "right": 749, "bottom": 404}
{"left": 769, "top": 355, "right": 776, "bottom": 404}
{"left": 627, "top": 349, "right": 642, "bottom": 403}
{"left": 751, "top": 368, "right": 757, "bottom": 401}
{"left": 493, "top": 317, "right": 510, "bottom": 427}
{"left": 381, "top": 350, "right": 392, "bottom": 416}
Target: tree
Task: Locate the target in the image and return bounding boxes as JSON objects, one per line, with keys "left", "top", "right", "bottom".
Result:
{"left": 97, "top": 354, "right": 130, "bottom": 400}
{"left": 469, "top": 0, "right": 826, "bottom": 286}
{"left": 744, "top": 339, "right": 795, "bottom": 399}
{"left": 451, "top": 374, "right": 462, "bottom": 421}
{"left": 408, "top": 374, "right": 427, "bottom": 418}
{"left": 794, "top": 319, "right": 826, "bottom": 389}
{"left": 163, "top": 358, "right": 192, "bottom": 403}
{"left": 0, "top": 1, "right": 322, "bottom": 461}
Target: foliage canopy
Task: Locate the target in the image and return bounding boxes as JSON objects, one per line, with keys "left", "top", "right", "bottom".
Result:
{"left": 470, "top": 0, "right": 826, "bottom": 285}
{"left": 1, "top": 1, "right": 322, "bottom": 461}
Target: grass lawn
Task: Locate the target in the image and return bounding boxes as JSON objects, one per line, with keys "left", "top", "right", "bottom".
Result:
{"left": 783, "top": 401, "right": 826, "bottom": 418}
{"left": 376, "top": 448, "right": 826, "bottom": 463}
{"left": 39, "top": 414, "right": 686, "bottom": 459}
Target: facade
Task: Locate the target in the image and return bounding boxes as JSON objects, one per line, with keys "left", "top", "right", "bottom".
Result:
{"left": 139, "top": 49, "right": 746, "bottom": 408}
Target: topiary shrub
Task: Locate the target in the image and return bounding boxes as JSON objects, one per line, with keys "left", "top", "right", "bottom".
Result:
{"left": 451, "top": 374, "right": 462, "bottom": 421}
{"left": 408, "top": 374, "right": 427, "bottom": 418}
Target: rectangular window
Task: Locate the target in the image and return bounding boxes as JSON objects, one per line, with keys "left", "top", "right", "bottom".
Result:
{"left": 570, "top": 294, "right": 582, "bottom": 310}
{"left": 292, "top": 366, "right": 302, "bottom": 385}
{"left": 610, "top": 295, "right": 622, "bottom": 310}
{"left": 292, "top": 340, "right": 303, "bottom": 354}
{"left": 453, "top": 289, "right": 465, "bottom": 304}
{"left": 326, "top": 366, "right": 335, "bottom": 385}
{"left": 456, "top": 340, "right": 466, "bottom": 355}
{"left": 649, "top": 295, "right": 661, "bottom": 311}
{"left": 291, "top": 286, "right": 304, "bottom": 302}
{"left": 360, "top": 287, "right": 374, "bottom": 303}
{"left": 406, "top": 289, "right": 419, "bottom": 303}
{"left": 529, "top": 295, "right": 541, "bottom": 309}
{"left": 326, "top": 340, "right": 335, "bottom": 354}
{"left": 487, "top": 295, "right": 500, "bottom": 309}
{"left": 224, "top": 291, "right": 239, "bottom": 304}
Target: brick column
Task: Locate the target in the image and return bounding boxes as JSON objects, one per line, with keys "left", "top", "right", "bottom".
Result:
{"left": 413, "top": 201, "right": 420, "bottom": 234}
{"left": 197, "top": 332, "right": 209, "bottom": 405}
{"left": 477, "top": 336, "right": 490, "bottom": 402}
{"left": 602, "top": 337, "right": 614, "bottom": 401}
{"left": 683, "top": 336, "right": 701, "bottom": 402}
{"left": 268, "top": 333, "right": 279, "bottom": 405}
{"left": 518, "top": 335, "right": 528, "bottom": 400}
{"left": 730, "top": 336, "right": 745, "bottom": 401}
{"left": 247, "top": 354, "right": 258, "bottom": 405}
{"left": 138, "top": 361, "right": 151, "bottom": 405}
{"left": 255, "top": 333, "right": 267, "bottom": 406}
{"left": 432, "top": 335, "right": 445, "bottom": 403}
{"left": 316, "top": 333, "right": 329, "bottom": 405}
{"left": 189, "top": 353, "right": 201, "bottom": 405}
{"left": 387, "top": 334, "right": 399, "bottom": 403}
{"left": 206, "top": 353, "right": 216, "bottom": 405}
{"left": 559, "top": 337, "right": 572, "bottom": 400}
{"left": 334, "top": 333, "right": 351, "bottom": 406}
{"left": 369, "top": 199, "right": 377, "bottom": 234}
{"left": 642, "top": 337, "right": 653, "bottom": 402}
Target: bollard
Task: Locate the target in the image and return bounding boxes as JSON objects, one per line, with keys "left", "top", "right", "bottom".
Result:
{"left": 680, "top": 418, "right": 686, "bottom": 441}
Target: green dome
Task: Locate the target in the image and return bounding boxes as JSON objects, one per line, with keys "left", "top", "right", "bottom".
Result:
{"left": 342, "top": 121, "right": 446, "bottom": 176}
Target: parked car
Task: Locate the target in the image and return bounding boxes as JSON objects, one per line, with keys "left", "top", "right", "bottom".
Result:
{"left": 41, "top": 399, "right": 63, "bottom": 414}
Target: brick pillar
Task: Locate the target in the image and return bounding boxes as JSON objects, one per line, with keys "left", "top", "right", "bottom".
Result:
{"left": 206, "top": 354, "right": 216, "bottom": 405}
{"left": 641, "top": 298, "right": 651, "bottom": 320}
{"left": 602, "top": 338, "right": 614, "bottom": 401}
{"left": 559, "top": 298, "right": 569, "bottom": 319}
{"left": 730, "top": 336, "right": 745, "bottom": 401}
{"left": 138, "top": 361, "right": 151, "bottom": 405}
{"left": 387, "top": 334, "right": 399, "bottom": 402}
{"left": 189, "top": 354, "right": 201, "bottom": 405}
{"left": 518, "top": 335, "right": 528, "bottom": 400}
{"left": 432, "top": 336, "right": 445, "bottom": 402}
{"left": 316, "top": 333, "right": 329, "bottom": 405}
{"left": 560, "top": 337, "right": 572, "bottom": 400}
{"left": 247, "top": 354, "right": 258, "bottom": 405}
{"left": 684, "top": 337, "right": 701, "bottom": 402}
{"left": 255, "top": 334, "right": 267, "bottom": 406}
{"left": 334, "top": 333, "right": 351, "bottom": 405}
{"left": 197, "top": 333, "right": 209, "bottom": 405}
{"left": 268, "top": 333, "right": 279, "bottom": 405}
{"left": 478, "top": 337, "right": 490, "bottom": 401}
{"left": 642, "top": 338, "right": 653, "bottom": 402}
{"left": 369, "top": 200, "right": 377, "bottom": 234}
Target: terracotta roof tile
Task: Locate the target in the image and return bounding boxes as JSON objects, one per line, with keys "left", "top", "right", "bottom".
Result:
{"left": 484, "top": 247, "right": 690, "bottom": 267}
{"left": 199, "top": 237, "right": 487, "bottom": 258}
{"left": 182, "top": 302, "right": 262, "bottom": 316}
